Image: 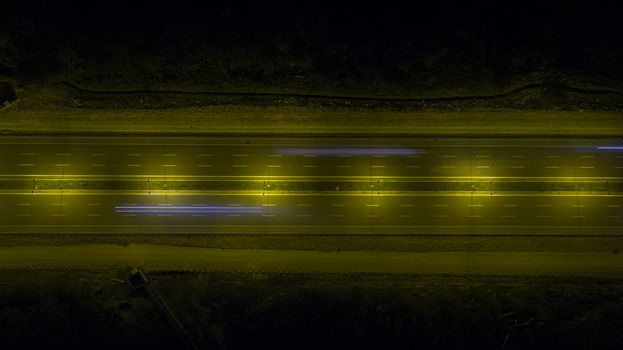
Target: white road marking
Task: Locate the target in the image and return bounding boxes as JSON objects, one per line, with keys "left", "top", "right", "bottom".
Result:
{"left": 127, "top": 164, "right": 142, "bottom": 167}
{"left": 400, "top": 204, "right": 414, "bottom": 207}
{"left": 546, "top": 166, "right": 559, "bottom": 169}
{"left": 607, "top": 215, "right": 620, "bottom": 218}
{"left": 232, "top": 165, "right": 247, "bottom": 168}
{"left": 366, "top": 204, "right": 380, "bottom": 207}
{"left": 16, "top": 203, "right": 30, "bottom": 206}
{"left": 262, "top": 214, "right": 276, "bottom": 217}
{"left": 371, "top": 165, "right": 386, "bottom": 168}
{"left": 55, "top": 164, "right": 70, "bottom": 167}
{"left": 407, "top": 165, "right": 421, "bottom": 168}
{"left": 19, "top": 164, "right": 34, "bottom": 166}
{"left": 302, "top": 165, "right": 316, "bottom": 168}
{"left": 268, "top": 154, "right": 282, "bottom": 157}
{"left": 538, "top": 215, "right": 550, "bottom": 218}
{"left": 16, "top": 214, "right": 31, "bottom": 217}
{"left": 607, "top": 205, "right": 620, "bottom": 208}
{"left": 51, "top": 203, "right": 67, "bottom": 206}
{"left": 55, "top": 153, "right": 71, "bottom": 156}
{"left": 262, "top": 203, "right": 276, "bottom": 207}
{"left": 434, "top": 204, "right": 448, "bottom": 207}
{"left": 503, "top": 204, "right": 517, "bottom": 207}
{"left": 547, "top": 155, "right": 560, "bottom": 158}
{"left": 510, "top": 166, "right": 524, "bottom": 169}
{"left": 162, "top": 164, "right": 177, "bottom": 167}
{"left": 331, "top": 214, "right": 345, "bottom": 217}
{"left": 303, "top": 154, "right": 316, "bottom": 157}
{"left": 511, "top": 155, "right": 524, "bottom": 158}
{"left": 579, "top": 166, "right": 594, "bottom": 169}
{"left": 469, "top": 204, "right": 482, "bottom": 207}
{"left": 267, "top": 165, "right": 282, "bottom": 168}
{"left": 475, "top": 155, "right": 489, "bottom": 158}
{"left": 475, "top": 165, "right": 489, "bottom": 169}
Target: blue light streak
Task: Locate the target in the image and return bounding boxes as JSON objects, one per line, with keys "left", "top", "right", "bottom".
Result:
{"left": 277, "top": 147, "right": 417, "bottom": 156}
{"left": 115, "top": 206, "right": 262, "bottom": 214}
{"left": 597, "top": 146, "right": 623, "bottom": 150}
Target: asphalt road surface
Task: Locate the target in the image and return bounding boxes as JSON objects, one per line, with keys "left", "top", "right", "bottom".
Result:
{"left": 0, "top": 136, "right": 622, "bottom": 235}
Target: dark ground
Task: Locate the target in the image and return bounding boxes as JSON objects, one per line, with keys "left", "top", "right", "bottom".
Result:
{"left": 2, "top": 270, "right": 623, "bottom": 350}
{"left": 1, "top": 0, "right": 622, "bottom": 103}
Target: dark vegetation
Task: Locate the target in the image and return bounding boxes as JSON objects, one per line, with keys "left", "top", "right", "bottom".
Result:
{"left": 1, "top": 0, "right": 622, "bottom": 99}
{"left": 2, "top": 270, "right": 623, "bottom": 350}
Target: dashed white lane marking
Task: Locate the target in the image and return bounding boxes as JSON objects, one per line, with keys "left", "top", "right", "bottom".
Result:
{"left": 538, "top": 215, "right": 550, "bottom": 218}
{"left": 197, "top": 154, "right": 213, "bottom": 157}
{"left": 468, "top": 204, "right": 482, "bottom": 207}
{"left": 127, "top": 164, "right": 142, "bottom": 167}
{"left": 91, "top": 153, "right": 106, "bottom": 156}
{"left": 232, "top": 165, "right": 247, "bottom": 168}
{"left": 233, "top": 154, "right": 248, "bottom": 157}
{"left": 607, "top": 205, "right": 620, "bottom": 208}
{"left": 331, "top": 204, "right": 345, "bottom": 207}
{"left": 303, "top": 154, "right": 316, "bottom": 157}
{"left": 547, "top": 155, "right": 560, "bottom": 158}
{"left": 407, "top": 165, "right": 421, "bottom": 168}
{"left": 91, "top": 164, "right": 106, "bottom": 167}
{"left": 262, "top": 214, "right": 276, "bottom": 217}
{"left": 19, "top": 153, "right": 35, "bottom": 156}
{"left": 88, "top": 203, "right": 101, "bottom": 206}
{"left": 607, "top": 215, "right": 621, "bottom": 218}
{"left": 162, "top": 164, "right": 177, "bottom": 167}
{"left": 197, "top": 164, "right": 212, "bottom": 167}
{"left": 302, "top": 165, "right": 316, "bottom": 168}
{"left": 365, "top": 204, "right": 380, "bottom": 207}
{"left": 337, "top": 165, "right": 351, "bottom": 168}
{"left": 16, "top": 214, "right": 31, "bottom": 217}
{"left": 616, "top": 166, "right": 623, "bottom": 169}
{"left": 510, "top": 166, "right": 524, "bottom": 169}
{"left": 503, "top": 204, "right": 517, "bottom": 207}
{"left": 55, "top": 164, "right": 70, "bottom": 167}
{"left": 331, "top": 214, "right": 345, "bottom": 217}
{"left": 400, "top": 204, "right": 414, "bottom": 207}
{"left": 580, "top": 166, "right": 594, "bottom": 169}
{"left": 262, "top": 203, "right": 276, "bottom": 207}
{"left": 371, "top": 165, "right": 386, "bottom": 168}
{"left": 128, "top": 153, "right": 142, "bottom": 156}
{"left": 55, "top": 153, "right": 71, "bottom": 156}
{"left": 157, "top": 203, "right": 172, "bottom": 206}
{"left": 16, "top": 203, "right": 30, "bottom": 206}
{"left": 475, "top": 165, "right": 489, "bottom": 169}
{"left": 267, "top": 165, "right": 282, "bottom": 168}
{"left": 511, "top": 155, "right": 524, "bottom": 158}
{"left": 157, "top": 214, "right": 172, "bottom": 217}
{"left": 546, "top": 166, "right": 559, "bottom": 169}
{"left": 51, "top": 203, "right": 67, "bottom": 206}
{"left": 475, "top": 155, "right": 489, "bottom": 158}
{"left": 193, "top": 214, "right": 207, "bottom": 217}
{"left": 19, "top": 164, "right": 34, "bottom": 166}
{"left": 123, "top": 214, "right": 136, "bottom": 217}
{"left": 268, "top": 154, "right": 282, "bottom": 157}
{"left": 434, "top": 204, "right": 448, "bottom": 207}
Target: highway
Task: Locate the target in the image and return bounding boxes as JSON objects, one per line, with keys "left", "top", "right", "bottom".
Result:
{"left": 0, "top": 136, "right": 622, "bottom": 235}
